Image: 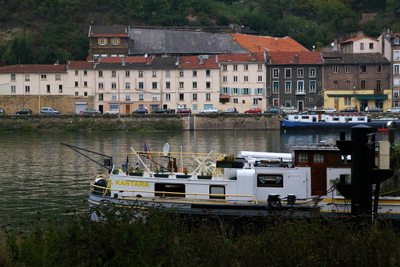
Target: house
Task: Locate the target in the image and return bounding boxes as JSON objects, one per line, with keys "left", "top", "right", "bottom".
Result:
{"left": 266, "top": 52, "right": 323, "bottom": 112}
{"left": 341, "top": 36, "right": 380, "bottom": 54}
{"left": 322, "top": 52, "right": 391, "bottom": 112}
{"left": 88, "top": 26, "right": 130, "bottom": 60}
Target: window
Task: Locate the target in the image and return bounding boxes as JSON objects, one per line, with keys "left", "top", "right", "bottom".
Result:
{"left": 139, "top": 94, "right": 143, "bottom": 100}
{"left": 179, "top": 70, "right": 184, "bottom": 77}
{"left": 98, "top": 82, "right": 104, "bottom": 89}
{"left": 376, "top": 80, "right": 382, "bottom": 93}
{"left": 258, "top": 64, "right": 263, "bottom": 71}
{"left": 126, "top": 94, "right": 131, "bottom": 100}
{"left": 222, "top": 87, "right": 228, "bottom": 94}
{"left": 179, "top": 82, "right": 184, "bottom": 88}
{"left": 84, "top": 81, "right": 87, "bottom": 87}
{"left": 25, "top": 74, "right": 30, "bottom": 81}
{"left": 99, "top": 71, "right": 103, "bottom": 77}
{"left": 206, "top": 70, "right": 210, "bottom": 77}
{"left": 112, "top": 82, "right": 116, "bottom": 89}
{"left": 55, "top": 74, "right": 61, "bottom": 80}
{"left": 59, "top": 85, "right": 62, "bottom": 93}
{"left": 394, "top": 78, "right": 400, "bottom": 87}
{"left": 152, "top": 82, "right": 157, "bottom": 89}
{"left": 111, "top": 70, "right": 116, "bottom": 77}
{"left": 298, "top": 152, "right": 308, "bottom": 162}
{"left": 193, "top": 70, "right": 197, "bottom": 77}
{"left": 206, "top": 82, "right": 211, "bottom": 88}
{"left": 361, "top": 80, "right": 366, "bottom": 90}
{"left": 333, "top": 66, "right": 338, "bottom": 73}
{"left": 125, "top": 82, "right": 130, "bottom": 89}
{"left": 166, "top": 94, "right": 171, "bottom": 101}
{"left": 84, "top": 70, "right": 87, "bottom": 75}
{"left": 193, "top": 93, "right": 197, "bottom": 100}
{"left": 313, "top": 154, "right": 324, "bottom": 163}
{"left": 232, "top": 88, "right": 238, "bottom": 94}
{"left": 369, "top": 43, "right": 374, "bottom": 49}
{"left": 273, "top": 81, "right": 279, "bottom": 94}
{"left": 41, "top": 74, "right": 47, "bottom": 79}
{"left": 257, "top": 88, "right": 263, "bottom": 94}
{"left": 166, "top": 82, "right": 170, "bottom": 89}
{"left": 244, "top": 76, "right": 248, "bottom": 82}
{"left": 394, "top": 65, "right": 400, "bottom": 74}
{"left": 233, "top": 65, "right": 238, "bottom": 71}
{"left": 75, "top": 92, "right": 78, "bottom": 97}
{"left": 139, "top": 82, "right": 144, "bottom": 89}
{"left": 333, "top": 81, "right": 338, "bottom": 89}
{"left": 138, "top": 70, "right": 143, "bottom": 77}
{"left": 233, "top": 98, "right": 238, "bottom": 104}
{"left": 309, "top": 68, "right": 316, "bottom": 77}
{"left": 360, "top": 65, "right": 367, "bottom": 73}
{"left": 346, "top": 81, "right": 350, "bottom": 89}
{"left": 233, "top": 76, "right": 238, "bottom": 82}
{"left": 345, "top": 66, "right": 351, "bottom": 73}
{"left": 243, "top": 88, "right": 249, "bottom": 95}
{"left": 244, "top": 64, "right": 248, "bottom": 71}
{"left": 377, "top": 65, "right": 382, "bottom": 73}
{"left": 75, "top": 70, "right": 78, "bottom": 75}
{"left": 193, "top": 82, "right": 197, "bottom": 88}
{"left": 223, "top": 65, "right": 227, "bottom": 71}
{"left": 297, "top": 69, "right": 304, "bottom": 78}
{"left": 257, "top": 174, "right": 283, "bottom": 187}
{"left": 297, "top": 81, "right": 304, "bottom": 93}
{"left": 285, "top": 68, "right": 291, "bottom": 78}
{"left": 113, "top": 37, "right": 118, "bottom": 45}
{"left": 166, "top": 70, "right": 170, "bottom": 77}
{"left": 100, "top": 37, "right": 105, "bottom": 45}
{"left": 84, "top": 92, "right": 88, "bottom": 97}
{"left": 223, "top": 76, "right": 227, "bottom": 83}
{"left": 395, "top": 51, "right": 400, "bottom": 61}
{"left": 258, "top": 76, "right": 262, "bottom": 82}
{"left": 396, "top": 38, "right": 400, "bottom": 44}
{"left": 394, "top": 90, "right": 399, "bottom": 98}
{"left": 99, "top": 94, "right": 103, "bottom": 100}
{"left": 125, "top": 71, "right": 130, "bottom": 77}
{"left": 285, "top": 81, "right": 291, "bottom": 93}
{"left": 210, "top": 185, "right": 225, "bottom": 199}
{"left": 206, "top": 93, "right": 211, "bottom": 100}
{"left": 344, "top": 97, "right": 352, "bottom": 105}
{"left": 285, "top": 101, "right": 291, "bottom": 107}
{"left": 152, "top": 70, "right": 157, "bottom": 77}
{"left": 253, "top": 98, "right": 258, "bottom": 105}
{"left": 360, "top": 43, "right": 364, "bottom": 50}
{"left": 152, "top": 94, "right": 157, "bottom": 101}
{"left": 47, "top": 85, "right": 50, "bottom": 93}
{"left": 179, "top": 93, "right": 184, "bottom": 101}
{"left": 273, "top": 68, "right": 279, "bottom": 78}
{"left": 11, "top": 86, "right": 15, "bottom": 93}
{"left": 75, "top": 81, "right": 78, "bottom": 87}
{"left": 309, "top": 81, "right": 316, "bottom": 93}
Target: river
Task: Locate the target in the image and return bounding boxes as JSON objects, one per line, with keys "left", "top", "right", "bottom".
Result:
{"left": 0, "top": 129, "right": 397, "bottom": 228}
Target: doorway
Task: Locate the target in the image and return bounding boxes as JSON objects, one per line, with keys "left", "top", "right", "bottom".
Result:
{"left": 310, "top": 152, "right": 327, "bottom": 195}
{"left": 297, "top": 101, "right": 304, "bottom": 112}
{"left": 126, "top": 105, "right": 130, "bottom": 114}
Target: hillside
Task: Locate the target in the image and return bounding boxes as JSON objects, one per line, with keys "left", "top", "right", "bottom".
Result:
{"left": 0, "top": 0, "right": 399, "bottom": 65}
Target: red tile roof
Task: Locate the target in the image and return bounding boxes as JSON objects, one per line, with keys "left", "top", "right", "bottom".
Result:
{"left": 68, "top": 61, "right": 95, "bottom": 69}
{"left": 100, "top": 57, "right": 148, "bottom": 63}
{"left": 179, "top": 56, "right": 219, "bottom": 69}
{"left": 270, "top": 52, "right": 322, "bottom": 64}
{"left": 0, "top": 64, "right": 67, "bottom": 73}
{"left": 232, "top": 34, "right": 309, "bottom": 52}
{"left": 341, "top": 36, "right": 377, "bottom": 44}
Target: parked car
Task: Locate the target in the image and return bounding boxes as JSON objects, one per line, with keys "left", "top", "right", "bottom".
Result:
{"left": 41, "top": 107, "right": 60, "bottom": 114}
{"left": 365, "top": 107, "right": 382, "bottom": 113}
{"left": 83, "top": 108, "right": 101, "bottom": 115}
{"left": 264, "top": 107, "right": 279, "bottom": 113}
{"left": 323, "top": 107, "right": 337, "bottom": 113}
{"left": 244, "top": 108, "right": 262, "bottom": 114}
{"left": 199, "top": 107, "right": 219, "bottom": 114}
{"left": 153, "top": 108, "right": 171, "bottom": 114}
{"left": 282, "top": 107, "right": 298, "bottom": 114}
{"left": 387, "top": 107, "right": 400, "bottom": 113}
{"left": 339, "top": 107, "right": 358, "bottom": 113}
{"left": 132, "top": 108, "right": 148, "bottom": 114}
{"left": 224, "top": 108, "right": 238, "bottom": 114}
{"left": 0, "top": 108, "right": 5, "bottom": 114}
{"left": 16, "top": 109, "right": 32, "bottom": 115}
{"left": 105, "top": 109, "right": 120, "bottom": 114}
{"left": 177, "top": 108, "right": 191, "bottom": 114}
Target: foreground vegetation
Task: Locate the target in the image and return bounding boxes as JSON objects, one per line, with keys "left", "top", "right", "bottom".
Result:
{"left": 1, "top": 205, "right": 400, "bottom": 266}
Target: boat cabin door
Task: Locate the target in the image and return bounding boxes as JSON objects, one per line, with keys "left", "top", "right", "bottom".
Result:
{"left": 311, "top": 152, "right": 327, "bottom": 195}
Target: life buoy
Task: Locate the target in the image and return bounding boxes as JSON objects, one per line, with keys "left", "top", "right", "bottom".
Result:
{"left": 96, "top": 174, "right": 108, "bottom": 180}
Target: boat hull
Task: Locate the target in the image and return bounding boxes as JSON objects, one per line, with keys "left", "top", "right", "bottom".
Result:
{"left": 280, "top": 119, "right": 396, "bottom": 129}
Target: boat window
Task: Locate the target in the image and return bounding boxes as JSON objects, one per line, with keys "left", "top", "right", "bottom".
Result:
{"left": 333, "top": 118, "right": 339, "bottom": 121}
{"left": 257, "top": 174, "right": 283, "bottom": 187}
{"left": 298, "top": 153, "right": 308, "bottom": 163}
{"left": 345, "top": 118, "right": 352, "bottom": 122}
{"left": 302, "top": 116, "right": 309, "bottom": 119}
{"left": 294, "top": 116, "right": 298, "bottom": 119}
{"left": 155, "top": 183, "right": 185, "bottom": 198}
{"left": 313, "top": 154, "right": 324, "bottom": 163}
{"left": 358, "top": 117, "right": 365, "bottom": 121}
{"left": 210, "top": 185, "right": 225, "bottom": 199}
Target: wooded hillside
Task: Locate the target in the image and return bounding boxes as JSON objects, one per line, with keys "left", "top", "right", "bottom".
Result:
{"left": 0, "top": 0, "right": 399, "bottom": 65}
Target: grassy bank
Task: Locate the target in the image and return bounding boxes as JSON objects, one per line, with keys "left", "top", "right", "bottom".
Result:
{"left": 1, "top": 205, "right": 400, "bottom": 266}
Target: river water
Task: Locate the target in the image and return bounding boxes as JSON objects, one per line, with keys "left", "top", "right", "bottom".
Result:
{"left": 0, "top": 129, "right": 397, "bottom": 228}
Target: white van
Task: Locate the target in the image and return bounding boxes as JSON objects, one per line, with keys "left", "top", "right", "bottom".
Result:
{"left": 41, "top": 107, "right": 60, "bottom": 114}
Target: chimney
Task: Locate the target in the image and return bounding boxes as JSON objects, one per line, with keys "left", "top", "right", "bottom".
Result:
{"left": 122, "top": 57, "right": 126, "bottom": 66}
{"left": 199, "top": 56, "right": 204, "bottom": 65}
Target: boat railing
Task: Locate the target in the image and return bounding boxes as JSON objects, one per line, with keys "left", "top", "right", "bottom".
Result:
{"left": 90, "top": 182, "right": 259, "bottom": 205}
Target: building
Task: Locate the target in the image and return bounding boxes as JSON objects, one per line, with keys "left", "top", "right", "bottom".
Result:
{"left": 341, "top": 36, "right": 380, "bottom": 54}
{"left": 322, "top": 52, "right": 391, "bottom": 112}
{"left": 88, "top": 26, "right": 130, "bottom": 60}
{"left": 266, "top": 52, "right": 323, "bottom": 112}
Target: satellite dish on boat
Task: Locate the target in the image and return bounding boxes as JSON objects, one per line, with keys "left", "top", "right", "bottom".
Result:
{"left": 163, "top": 143, "right": 169, "bottom": 156}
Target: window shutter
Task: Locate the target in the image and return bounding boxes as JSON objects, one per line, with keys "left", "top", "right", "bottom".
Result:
{"left": 118, "top": 38, "right": 120, "bottom": 45}
{"left": 241, "top": 88, "right": 243, "bottom": 95}
{"left": 254, "top": 89, "right": 257, "bottom": 95}
{"left": 105, "top": 38, "right": 108, "bottom": 45}
{"left": 98, "top": 38, "right": 100, "bottom": 45}
{"left": 227, "top": 87, "right": 230, "bottom": 94}
{"left": 220, "top": 87, "right": 223, "bottom": 94}
{"left": 262, "top": 88, "right": 265, "bottom": 95}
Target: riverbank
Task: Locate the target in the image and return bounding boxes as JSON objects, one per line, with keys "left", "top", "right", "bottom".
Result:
{"left": 0, "top": 114, "right": 280, "bottom": 132}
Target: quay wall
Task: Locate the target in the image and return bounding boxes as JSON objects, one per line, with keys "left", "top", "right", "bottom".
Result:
{"left": 0, "top": 114, "right": 280, "bottom": 132}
